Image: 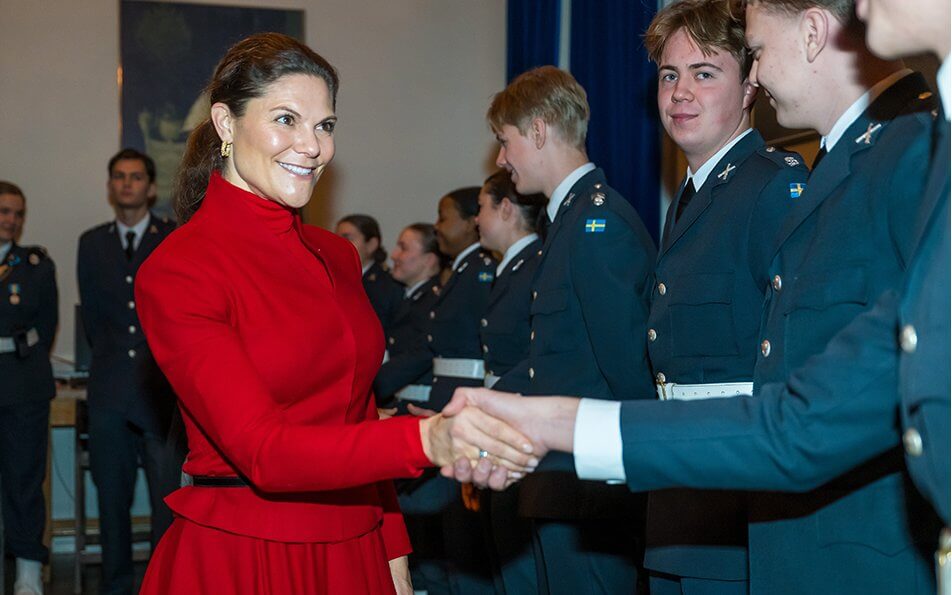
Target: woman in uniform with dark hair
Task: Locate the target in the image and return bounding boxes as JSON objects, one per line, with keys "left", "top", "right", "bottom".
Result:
{"left": 475, "top": 170, "right": 547, "bottom": 594}
{"left": 133, "top": 33, "right": 533, "bottom": 594}
{"left": 336, "top": 214, "right": 404, "bottom": 335}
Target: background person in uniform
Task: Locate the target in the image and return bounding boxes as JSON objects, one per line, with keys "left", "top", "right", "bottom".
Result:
{"left": 454, "top": 1, "right": 944, "bottom": 593}
{"left": 77, "top": 148, "right": 183, "bottom": 595}
{"left": 336, "top": 214, "right": 404, "bottom": 336}
{"left": 488, "top": 65, "right": 657, "bottom": 595}
{"left": 475, "top": 169, "right": 545, "bottom": 595}
{"left": 640, "top": 2, "right": 806, "bottom": 593}
{"left": 0, "top": 181, "right": 57, "bottom": 595}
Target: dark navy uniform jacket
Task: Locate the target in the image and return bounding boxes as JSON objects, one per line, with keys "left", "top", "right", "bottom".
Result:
{"left": 0, "top": 244, "right": 57, "bottom": 406}
{"left": 375, "top": 246, "right": 496, "bottom": 411}
{"left": 373, "top": 275, "right": 440, "bottom": 407}
{"left": 363, "top": 260, "right": 404, "bottom": 337}
{"left": 497, "top": 167, "right": 656, "bottom": 520}
{"left": 78, "top": 213, "right": 177, "bottom": 435}
{"left": 480, "top": 237, "right": 542, "bottom": 381}
{"left": 739, "top": 73, "right": 939, "bottom": 595}
{"left": 617, "top": 113, "right": 950, "bottom": 552}
{"left": 644, "top": 130, "right": 807, "bottom": 581}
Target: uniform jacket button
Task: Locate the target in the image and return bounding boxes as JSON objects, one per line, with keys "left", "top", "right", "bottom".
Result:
{"left": 532, "top": 291, "right": 538, "bottom": 300}
{"left": 480, "top": 318, "right": 488, "bottom": 327}
{"left": 529, "top": 368, "right": 535, "bottom": 379}
{"left": 482, "top": 344, "right": 489, "bottom": 354}
{"left": 657, "top": 282, "right": 667, "bottom": 296}
{"left": 427, "top": 334, "right": 433, "bottom": 343}
{"left": 128, "top": 349, "right": 136, "bottom": 358}
{"left": 128, "top": 325, "right": 137, "bottom": 334}
{"left": 125, "top": 275, "right": 134, "bottom": 284}
{"left": 761, "top": 339, "right": 771, "bottom": 357}
{"left": 388, "top": 337, "right": 395, "bottom": 345}
{"left": 899, "top": 325, "right": 918, "bottom": 353}
{"left": 127, "top": 300, "right": 135, "bottom": 309}
{"left": 903, "top": 427, "right": 923, "bottom": 457}
{"left": 772, "top": 275, "right": 782, "bottom": 292}
{"left": 647, "top": 328, "right": 657, "bottom": 342}
{"left": 530, "top": 330, "right": 535, "bottom": 341}
{"left": 429, "top": 311, "right": 436, "bottom": 319}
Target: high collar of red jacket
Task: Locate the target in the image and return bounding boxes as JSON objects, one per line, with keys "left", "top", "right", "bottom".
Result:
{"left": 199, "top": 171, "right": 299, "bottom": 237}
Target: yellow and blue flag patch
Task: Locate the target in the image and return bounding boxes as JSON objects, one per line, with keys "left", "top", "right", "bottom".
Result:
{"left": 585, "top": 219, "right": 607, "bottom": 233}
{"left": 789, "top": 182, "right": 806, "bottom": 199}
{"left": 478, "top": 271, "right": 494, "bottom": 283}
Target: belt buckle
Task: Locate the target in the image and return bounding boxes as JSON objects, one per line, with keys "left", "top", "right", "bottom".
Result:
{"left": 656, "top": 381, "right": 668, "bottom": 400}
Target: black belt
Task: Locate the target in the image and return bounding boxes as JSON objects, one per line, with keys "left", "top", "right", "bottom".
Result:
{"left": 191, "top": 475, "right": 248, "bottom": 488}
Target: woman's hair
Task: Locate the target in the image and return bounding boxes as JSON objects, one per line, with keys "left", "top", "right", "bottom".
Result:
{"left": 174, "top": 32, "right": 340, "bottom": 223}
{"left": 483, "top": 169, "right": 548, "bottom": 236}
{"left": 443, "top": 186, "right": 482, "bottom": 220}
{"left": 0, "top": 181, "right": 25, "bottom": 201}
{"left": 339, "top": 213, "right": 387, "bottom": 263}
{"left": 405, "top": 222, "right": 446, "bottom": 269}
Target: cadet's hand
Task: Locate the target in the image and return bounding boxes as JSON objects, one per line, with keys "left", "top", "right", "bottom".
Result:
{"left": 418, "top": 408, "right": 537, "bottom": 473}
{"left": 377, "top": 407, "right": 398, "bottom": 420}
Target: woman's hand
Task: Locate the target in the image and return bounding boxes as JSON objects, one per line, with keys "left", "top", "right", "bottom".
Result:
{"left": 389, "top": 556, "right": 413, "bottom": 595}
{"left": 418, "top": 408, "right": 538, "bottom": 474}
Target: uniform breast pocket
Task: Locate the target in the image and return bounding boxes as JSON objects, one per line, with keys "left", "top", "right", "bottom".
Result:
{"left": 530, "top": 286, "right": 571, "bottom": 354}
{"left": 783, "top": 265, "right": 869, "bottom": 364}
{"left": 668, "top": 273, "right": 738, "bottom": 357}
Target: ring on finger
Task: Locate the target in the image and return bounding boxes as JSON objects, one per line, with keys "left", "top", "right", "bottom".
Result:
{"left": 477, "top": 448, "right": 490, "bottom": 459}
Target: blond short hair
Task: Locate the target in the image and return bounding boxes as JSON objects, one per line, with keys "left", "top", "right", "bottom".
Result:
{"left": 487, "top": 66, "right": 590, "bottom": 151}
{"left": 645, "top": 0, "right": 750, "bottom": 78}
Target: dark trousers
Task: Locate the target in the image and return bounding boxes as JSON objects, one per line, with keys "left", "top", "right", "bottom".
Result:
{"left": 443, "top": 489, "right": 494, "bottom": 595}
{"left": 88, "top": 408, "right": 182, "bottom": 595}
{"left": 0, "top": 399, "right": 50, "bottom": 563}
{"left": 532, "top": 518, "right": 641, "bottom": 595}
{"left": 650, "top": 571, "right": 748, "bottom": 595}
{"left": 398, "top": 471, "right": 457, "bottom": 595}
{"left": 486, "top": 487, "right": 537, "bottom": 594}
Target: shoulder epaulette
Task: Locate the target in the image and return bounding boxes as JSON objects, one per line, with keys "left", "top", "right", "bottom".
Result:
{"left": 759, "top": 145, "right": 807, "bottom": 169}
{"left": 25, "top": 245, "right": 49, "bottom": 265}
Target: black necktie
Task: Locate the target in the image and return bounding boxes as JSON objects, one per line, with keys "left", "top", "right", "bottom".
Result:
{"left": 674, "top": 181, "right": 696, "bottom": 223}
{"left": 124, "top": 231, "right": 137, "bottom": 261}
{"left": 812, "top": 146, "right": 827, "bottom": 170}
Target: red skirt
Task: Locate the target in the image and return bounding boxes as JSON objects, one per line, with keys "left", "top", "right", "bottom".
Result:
{"left": 140, "top": 518, "right": 396, "bottom": 594}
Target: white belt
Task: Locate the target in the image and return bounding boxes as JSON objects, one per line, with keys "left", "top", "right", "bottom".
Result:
{"left": 433, "top": 357, "right": 485, "bottom": 380}
{"left": 938, "top": 528, "right": 950, "bottom": 595}
{"left": 484, "top": 373, "right": 501, "bottom": 388}
{"left": 0, "top": 327, "right": 39, "bottom": 354}
{"left": 656, "top": 381, "right": 753, "bottom": 401}
{"left": 395, "top": 384, "right": 432, "bottom": 403}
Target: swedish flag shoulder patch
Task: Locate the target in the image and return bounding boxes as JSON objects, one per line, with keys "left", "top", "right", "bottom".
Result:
{"left": 585, "top": 219, "right": 607, "bottom": 233}
{"left": 789, "top": 182, "right": 806, "bottom": 199}
{"left": 478, "top": 271, "right": 494, "bottom": 283}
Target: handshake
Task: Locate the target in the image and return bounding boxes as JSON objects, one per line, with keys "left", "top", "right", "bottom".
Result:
{"left": 416, "top": 388, "right": 581, "bottom": 491}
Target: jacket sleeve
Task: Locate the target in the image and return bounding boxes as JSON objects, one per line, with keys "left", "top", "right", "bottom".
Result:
{"left": 570, "top": 206, "right": 656, "bottom": 401}
{"left": 76, "top": 235, "right": 100, "bottom": 348}
{"left": 374, "top": 346, "right": 434, "bottom": 400}
{"left": 135, "top": 253, "right": 433, "bottom": 494}
{"left": 619, "top": 288, "right": 902, "bottom": 493}
{"left": 35, "top": 257, "right": 58, "bottom": 352}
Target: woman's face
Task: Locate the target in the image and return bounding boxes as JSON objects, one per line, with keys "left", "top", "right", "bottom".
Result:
{"left": 476, "top": 188, "right": 507, "bottom": 253}
{"left": 335, "top": 221, "right": 377, "bottom": 266}
{"left": 391, "top": 228, "right": 435, "bottom": 285}
{"left": 434, "top": 196, "right": 476, "bottom": 257}
{"left": 215, "top": 73, "right": 337, "bottom": 209}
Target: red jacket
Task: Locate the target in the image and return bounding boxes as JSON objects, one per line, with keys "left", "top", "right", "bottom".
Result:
{"left": 135, "top": 173, "right": 430, "bottom": 558}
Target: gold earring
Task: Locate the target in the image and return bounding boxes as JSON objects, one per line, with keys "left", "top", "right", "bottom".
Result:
{"left": 220, "top": 141, "right": 233, "bottom": 158}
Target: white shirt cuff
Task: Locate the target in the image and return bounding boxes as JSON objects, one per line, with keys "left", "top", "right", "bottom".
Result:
{"left": 573, "top": 398, "right": 626, "bottom": 483}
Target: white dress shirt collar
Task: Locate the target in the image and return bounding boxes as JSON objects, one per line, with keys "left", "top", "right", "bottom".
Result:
{"left": 0, "top": 242, "right": 11, "bottom": 262}
{"left": 685, "top": 128, "right": 753, "bottom": 192}
{"left": 404, "top": 278, "right": 428, "bottom": 298}
{"left": 361, "top": 261, "right": 373, "bottom": 276}
{"left": 116, "top": 213, "right": 151, "bottom": 251}
{"left": 451, "top": 242, "right": 482, "bottom": 271}
{"left": 495, "top": 233, "right": 539, "bottom": 276}
{"left": 822, "top": 69, "right": 912, "bottom": 151}
{"left": 547, "top": 162, "right": 596, "bottom": 222}
{"left": 938, "top": 54, "right": 950, "bottom": 121}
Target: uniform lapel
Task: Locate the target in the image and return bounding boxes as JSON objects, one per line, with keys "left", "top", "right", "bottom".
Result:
{"left": 908, "top": 115, "right": 951, "bottom": 254}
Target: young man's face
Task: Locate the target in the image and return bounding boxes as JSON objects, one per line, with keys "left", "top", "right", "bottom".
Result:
{"left": 494, "top": 124, "right": 545, "bottom": 196}
{"left": 657, "top": 28, "right": 753, "bottom": 166}
{"left": 108, "top": 158, "right": 155, "bottom": 211}
{"left": 746, "top": 3, "right": 813, "bottom": 130}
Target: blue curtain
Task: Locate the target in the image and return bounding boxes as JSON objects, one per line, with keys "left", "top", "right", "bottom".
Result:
{"left": 570, "top": 0, "right": 661, "bottom": 242}
{"left": 507, "top": 0, "right": 561, "bottom": 82}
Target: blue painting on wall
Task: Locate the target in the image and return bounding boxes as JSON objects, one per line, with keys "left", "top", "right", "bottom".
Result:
{"left": 120, "top": 1, "right": 303, "bottom": 215}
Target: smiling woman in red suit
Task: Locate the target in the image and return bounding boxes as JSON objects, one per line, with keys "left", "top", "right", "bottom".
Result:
{"left": 134, "top": 33, "right": 535, "bottom": 595}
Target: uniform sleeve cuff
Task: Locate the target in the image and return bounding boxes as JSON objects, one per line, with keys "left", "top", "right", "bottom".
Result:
{"left": 573, "top": 398, "right": 626, "bottom": 483}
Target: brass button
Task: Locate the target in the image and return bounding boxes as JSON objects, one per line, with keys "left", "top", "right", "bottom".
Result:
{"left": 128, "top": 325, "right": 137, "bottom": 334}
{"left": 127, "top": 349, "right": 136, "bottom": 358}
{"left": 532, "top": 291, "right": 538, "bottom": 300}
{"left": 127, "top": 301, "right": 135, "bottom": 310}
{"left": 426, "top": 334, "right": 433, "bottom": 343}
{"left": 125, "top": 275, "right": 134, "bottom": 284}
{"left": 529, "top": 368, "right": 535, "bottom": 379}
{"left": 903, "top": 428, "right": 923, "bottom": 457}
{"left": 647, "top": 328, "right": 657, "bottom": 342}
{"left": 658, "top": 282, "right": 667, "bottom": 296}
{"left": 480, "top": 318, "right": 488, "bottom": 327}
{"left": 429, "top": 311, "right": 436, "bottom": 319}
{"left": 761, "top": 339, "right": 771, "bottom": 357}
{"left": 388, "top": 337, "right": 395, "bottom": 345}
{"left": 899, "top": 325, "right": 918, "bottom": 353}
{"left": 656, "top": 372, "right": 666, "bottom": 384}
{"left": 482, "top": 344, "right": 489, "bottom": 354}
{"left": 772, "top": 275, "right": 782, "bottom": 292}
{"left": 530, "top": 330, "right": 535, "bottom": 341}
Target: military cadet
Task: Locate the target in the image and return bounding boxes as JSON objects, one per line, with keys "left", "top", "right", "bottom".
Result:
{"left": 640, "top": 2, "right": 808, "bottom": 593}
{"left": 475, "top": 170, "right": 546, "bottom": 594}
{"left": 77, "top": 148, "right": 182, "bottom": 595}
{"left": 0, "top": 181, "right": 56, "bottom": 595}
{"left": 336, "top": 214, "right": 404, "bottom": 336}
{"left": 457, "top": 1, "right": 942, "bottom": 594}
{"left": 487, "top": 65, "right": 656, "bottom": 594}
